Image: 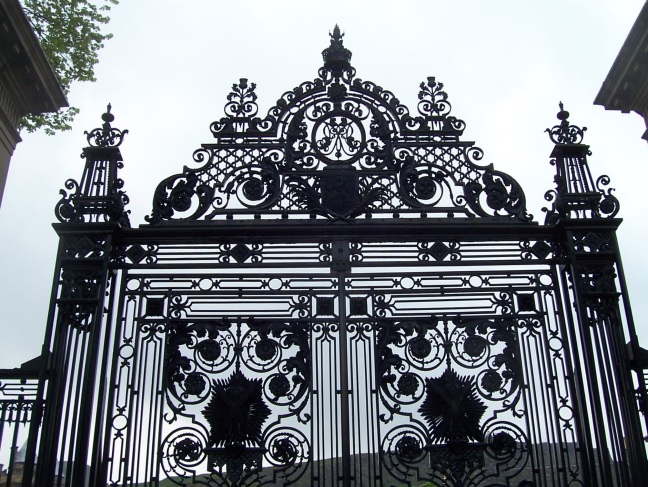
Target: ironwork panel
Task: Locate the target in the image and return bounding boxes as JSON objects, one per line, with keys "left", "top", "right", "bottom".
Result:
{"left": 106, "top": 269, "right": 335, "bottom": 486}
{"left": 93, "top": 258, "right": 591, "bottom": 486}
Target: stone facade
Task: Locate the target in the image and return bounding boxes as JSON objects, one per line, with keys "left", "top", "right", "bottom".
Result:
{"left": 596, "top": 3, "right": 648, "bottom": 141}
{"left": 0, "top": 0, "right": 67, "bottom": 206}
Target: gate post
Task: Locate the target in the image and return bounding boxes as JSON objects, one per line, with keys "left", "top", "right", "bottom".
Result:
{"left": 35, "top": 107, "right": 129, "bottom": 487}
{"left": 545, "top": 104, "right": 648, "bottom": 485}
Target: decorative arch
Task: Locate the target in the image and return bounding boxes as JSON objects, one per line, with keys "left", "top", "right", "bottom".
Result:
{"left": 147, "top": 27, "right": 530, "bottom": 223}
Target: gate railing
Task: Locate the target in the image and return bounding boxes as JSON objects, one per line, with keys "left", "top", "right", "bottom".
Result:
{"left": 0, "top": 358, "right": 44, "bottom": 487}
{"left": 627, "top": 344, "right": 648, "bottom": 440}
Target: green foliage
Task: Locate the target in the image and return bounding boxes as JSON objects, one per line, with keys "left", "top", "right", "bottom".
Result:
{"left": 19, "top": 0, "right": 118, "bottom": 135}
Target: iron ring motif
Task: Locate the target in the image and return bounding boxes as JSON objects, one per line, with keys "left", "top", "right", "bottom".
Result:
{"left": 312, "top": 111, "right": 366, "bottom": 164}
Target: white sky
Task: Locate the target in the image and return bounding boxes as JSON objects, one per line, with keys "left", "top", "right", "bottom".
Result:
{"left": 1, "top": 0, "right": 647, "bottom": 368}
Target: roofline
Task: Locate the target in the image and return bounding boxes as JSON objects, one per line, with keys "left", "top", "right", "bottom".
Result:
{"left": 0, "top": 0, "right": 68, "bottom": 119}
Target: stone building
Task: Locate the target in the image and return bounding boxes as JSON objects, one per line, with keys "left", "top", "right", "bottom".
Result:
{"left": 0, "top": 0, "right": 67, "bottom": 206}
{"left": 596, "top": 2, "right": 648, "bottom": 141}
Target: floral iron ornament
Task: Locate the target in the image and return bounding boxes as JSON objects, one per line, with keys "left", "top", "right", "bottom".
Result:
{"left": 147, "top": 28, "right": 531, "bottom": 223}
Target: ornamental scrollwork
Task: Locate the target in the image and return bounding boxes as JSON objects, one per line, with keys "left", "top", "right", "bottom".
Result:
{"left": 161, "top": 318, "right": 311, "bottom": 485}
{"left": 545, "top": 102, "right": 586, "bottom": 145}
{"left": 376, "top": 317, "right": 528, "bottom": 486}
{"left": 376, "top": 318, "right": 522, "bottom": 416}
{"left": 595, "top": 175, "right": 620, "bottom": 217}
{"left": 57, "top": 268, "right": 103, "bottom": 330}
{"left": 84, "top": 103, "right": 129, "bottom": 148}
{"left": 113, "top": 243, "right": 159, "bottom": 265}
{"left": 465, "top": 166, "right": 530, "bottom": 221}
{"left": 147, "top": 29, "right": 532, "bottom": 223}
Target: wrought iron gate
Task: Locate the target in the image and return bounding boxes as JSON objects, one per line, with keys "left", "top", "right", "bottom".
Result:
{"left": 15, "top": 27, "right": 648, "bottom": 487}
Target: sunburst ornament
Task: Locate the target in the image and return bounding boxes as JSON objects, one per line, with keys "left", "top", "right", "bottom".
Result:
{"left": 419, "top": 368, "right": 487, "bottom": 443}
{"left": 202, "top": 370, "right": 271, "bottom": 446}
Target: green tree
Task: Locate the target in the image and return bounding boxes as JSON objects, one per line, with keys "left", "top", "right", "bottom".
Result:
{"left": 19, "top": 0, "right": 118, "bottom": 135}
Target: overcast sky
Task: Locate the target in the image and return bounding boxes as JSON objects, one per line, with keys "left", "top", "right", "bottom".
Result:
{"left": 1, "top": 0, "right": 647, "bottom": 368}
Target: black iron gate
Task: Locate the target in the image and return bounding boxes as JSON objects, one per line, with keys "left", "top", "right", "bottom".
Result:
{"left": 14, "top": 27, "right": 648, "bottom": 487}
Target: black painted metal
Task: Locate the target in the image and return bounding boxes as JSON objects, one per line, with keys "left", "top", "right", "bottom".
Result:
{"left": 7, "top": 26, "right": 647, "bottom": 487}
{"left": 0, "top": 363, "right": 42, "bottom": 487}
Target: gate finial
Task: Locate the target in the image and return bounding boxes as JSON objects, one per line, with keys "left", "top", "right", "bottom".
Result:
{"left": 55, "top": 105, "right": 130, "bottom": 226}
{"left": 85, "top": 103, "right": 128, "bottom": 148}
{"left": 543, "top": 103, "right": 619, "bottom": 223}
{"left": 321, "top": 24, "right": 353, "bottom": 77}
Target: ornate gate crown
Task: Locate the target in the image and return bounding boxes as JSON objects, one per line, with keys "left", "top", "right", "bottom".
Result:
{"left": 146, "top": 27, "right": 531, "bottom": 224}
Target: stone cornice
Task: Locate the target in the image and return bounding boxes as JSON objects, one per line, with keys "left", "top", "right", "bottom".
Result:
{"left": 595, "top": 3, "right": 648, "bottom": 140}
{"left": 0, "top": 0, "right": 68, "bottom": 126}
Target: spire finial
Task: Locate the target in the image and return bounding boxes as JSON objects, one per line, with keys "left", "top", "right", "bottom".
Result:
{"left": 321, "top": 25, "right": 353, "bottom": 78}
{"left": 331, "top": 24, "right": 343, "bottom": 42}
{"left": 102, "top": 103, "right": 115, "bottom": 125}
{"left": 85, "top": 104, "right": 128, "bottom": 147}
{"left": 546, "top": 101, "right": 585, "bottom": 145}
{"left": 557, "top": 102, "right": 569, "bottom": 123}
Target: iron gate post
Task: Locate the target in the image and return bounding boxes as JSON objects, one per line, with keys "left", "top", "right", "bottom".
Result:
{"left": 545, "top": 103, "right": 648, "bottom": 484}
{"left": 563, "top": 221, "right": 648, "bottom": 485}
{"left": 36, "top": 107, "right": 129, "bottom": 487}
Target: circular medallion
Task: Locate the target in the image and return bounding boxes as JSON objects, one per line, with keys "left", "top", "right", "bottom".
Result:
{"left": 312, "top": 112, "right": 366, "bottom": 164}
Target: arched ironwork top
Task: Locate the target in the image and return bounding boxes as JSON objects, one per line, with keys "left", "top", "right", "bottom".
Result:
{"left": 146, "top": 28, "right": 532, "bottom": 224}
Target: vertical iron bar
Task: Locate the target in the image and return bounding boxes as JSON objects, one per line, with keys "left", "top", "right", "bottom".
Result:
{"left": 101, "top": 271, "right": 129, "bottom": 485}
{"left": 611, "top": 235, "right": 648, "bottom": 482}
{"left": 546, "top": 267, "right": 576, "bottom": 485}
{"left": 337, "top": 270, "right": 351, "bottom": 487}
{"left": 121, "top": 294, "right": 144, "bottom": 485}
{"left": 0, "top": 405, "right": 5, "bottom": 487}
{"left": 0, "top": 404, "right": 6, "bottom": 462}
{"left": 88, "top": 266, "right": 119, "bottom": 487}
{"left": 311, "top": 319, "right": 317, "bottom": 486}
{"left": 558, "top": 268, "right": 595, "bottom": 486}
{"left": 6, "top": 399, "right": 22, "bottom": 487}
{"left": 63, "top": 311, "right": 87, "bottom": 485}
{"left": 34, "top": 239, "right": 67, "bottom": 487}
{"left": 21, "top": 385, "right": 41, "bottom": 487}
{"left": 568, "top": 259, "right": 614, "bottom": 486}
{"left": 72, "top": 254, "right": 110, "bottom": 487}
